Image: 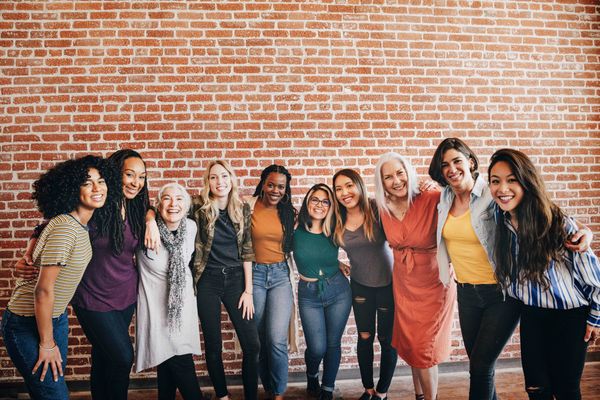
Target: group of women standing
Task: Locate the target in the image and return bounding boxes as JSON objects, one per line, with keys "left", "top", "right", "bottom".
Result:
{"left": 3, "top": 138, "right": 599, "bottom": 400}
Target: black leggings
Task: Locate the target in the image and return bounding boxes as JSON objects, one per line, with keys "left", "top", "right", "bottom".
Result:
{"left": 350, "top": 280, "right": 397, "bottom": 394}
{"left": 520, "top": 304, "right": 589, "bottom": 400}
{"left": 157, "top": 354, "right": 203, "bottom": 400}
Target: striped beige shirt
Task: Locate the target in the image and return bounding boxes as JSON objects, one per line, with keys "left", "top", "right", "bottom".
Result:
{"left": 8, "top": 214, "right": 92, "bottom": 317}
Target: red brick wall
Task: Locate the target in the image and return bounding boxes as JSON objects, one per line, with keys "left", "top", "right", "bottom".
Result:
{"left": 1, "top": 0, "right": 599, "bottom": 384}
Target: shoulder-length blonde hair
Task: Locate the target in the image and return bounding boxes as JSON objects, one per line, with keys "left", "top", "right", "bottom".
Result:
{"left": 332, "top": 169, "right": 376, "bottom": 246}
{"left": 374, "top": 152, "right": 420, "bottom": 216}
{"left": 200, "top": 160, "right": 245, "bottom": 238}
{"left": 297, "top": 183, "right": 338, "bottom": 238}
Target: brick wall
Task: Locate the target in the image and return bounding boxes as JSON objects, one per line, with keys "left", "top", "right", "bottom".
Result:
{"left": 1, "top": 0, "right": 599, "bottom": 385}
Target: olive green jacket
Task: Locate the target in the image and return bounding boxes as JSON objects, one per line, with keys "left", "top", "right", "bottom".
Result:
{"left": 191, "top": 195, "right": 255, "bottom": 293}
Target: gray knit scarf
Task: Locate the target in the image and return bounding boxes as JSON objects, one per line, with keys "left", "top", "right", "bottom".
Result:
{"left": 156, "top": 215, "right": 187, "bottom": 333}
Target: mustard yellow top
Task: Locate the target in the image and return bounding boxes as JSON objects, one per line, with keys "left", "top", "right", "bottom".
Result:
{"left": 251, "top": 200, "right": 285, "bottom": 264}
{"left": 442, "top": 210, "right": 497, "bottom": 284}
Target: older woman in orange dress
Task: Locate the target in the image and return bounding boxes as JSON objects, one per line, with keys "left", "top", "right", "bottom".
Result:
{"left": 374, "top": 152, "right": 456, "bottom": 400}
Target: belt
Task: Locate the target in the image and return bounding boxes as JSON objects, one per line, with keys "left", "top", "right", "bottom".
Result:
{"left": 204, "top": 266, "right": 242, "bottom": 276}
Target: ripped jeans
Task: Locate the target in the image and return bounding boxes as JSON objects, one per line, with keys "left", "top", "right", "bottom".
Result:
{"left": 351, "top": 279, "right": 398, "bottom": 394}
{"left": 520, "top": 304, "right": 589, "bottom": 400}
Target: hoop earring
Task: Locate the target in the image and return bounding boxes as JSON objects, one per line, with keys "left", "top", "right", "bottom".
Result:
{"left": 280, "top": 193, "right": 290, "bottom": 204}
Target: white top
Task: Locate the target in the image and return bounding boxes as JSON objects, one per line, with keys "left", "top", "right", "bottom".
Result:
{"left": 135, "top": 218, "right": 202, "bottom": 372}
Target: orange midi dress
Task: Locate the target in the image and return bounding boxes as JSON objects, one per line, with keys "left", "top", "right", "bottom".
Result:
{"left": 380, "top": 190, "right": 457, "bottom": 368}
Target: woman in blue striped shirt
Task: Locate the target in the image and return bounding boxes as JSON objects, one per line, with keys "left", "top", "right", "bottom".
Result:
{"left": 488, "top": 148, "right": 600, "bottom": 400}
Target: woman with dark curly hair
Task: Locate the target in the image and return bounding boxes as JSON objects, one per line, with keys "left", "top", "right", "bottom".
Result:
{"left": 247, "top": 164, "right": 298, "bottom": 399}
{"left": 15, "top": 149, "right": 156, "bottom": 400}
{"left": 2, "top": 155, "right": 114, "bottom": 400}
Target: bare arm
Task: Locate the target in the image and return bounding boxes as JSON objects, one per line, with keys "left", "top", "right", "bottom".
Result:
{"left": 144, "top": 208, "right": 161, "bottom": 252}
{"left": 238, "top": 260, "right": 254, "bottom": 320}
{"left": 14, "top": 237, "right": 39, "bottom": 280}
{"left": 33, "top": 265, "right": 63, "bottom": 382}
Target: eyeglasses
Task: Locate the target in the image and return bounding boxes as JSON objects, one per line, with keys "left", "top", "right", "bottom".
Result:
{"left": 309, "top": 197, "right": 331, "bottom": 208}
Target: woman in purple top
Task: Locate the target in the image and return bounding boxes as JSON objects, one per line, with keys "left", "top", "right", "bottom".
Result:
{"left": 16, "top": 149, "right": 152, "bottom": 400}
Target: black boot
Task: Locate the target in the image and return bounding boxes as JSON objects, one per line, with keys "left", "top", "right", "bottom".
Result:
{"left": 307, "top": 375, "right": 320, "bottom": 398}
{"left": 319, "top": 389, "right": 333, "bottom": 400}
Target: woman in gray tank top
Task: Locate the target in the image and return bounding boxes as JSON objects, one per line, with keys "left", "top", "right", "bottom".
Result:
{"left": 332, "top": 169, "right": 397, "bottom": 400}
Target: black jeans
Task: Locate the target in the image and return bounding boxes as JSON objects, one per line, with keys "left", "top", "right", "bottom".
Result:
{"left": 196, "top": 267, "right": 260, "bottom": 400}
{"left": 350, "top": 280, "right": 397, "bottom": 394}
{"left": 157, "top": 354, "right": 203, "bottom": 400}
{"left": 73, "top": 303, "right": 135, "bottom": 400}
{"left": 520, "top": 304, "right": 589, "bottom": 400}
{"left": 457, "top": 283, "right": 520, "bottom": 400}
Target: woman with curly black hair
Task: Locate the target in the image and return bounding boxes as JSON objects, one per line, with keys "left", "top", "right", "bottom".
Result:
{"left": 15, "top": 149, "right": 156, "bottom": 400}
{"left": 247, "top": 164, "right": 298, "bottom": 399}
{"left": 2, "top": 155, "right": 113, "bottom": 400}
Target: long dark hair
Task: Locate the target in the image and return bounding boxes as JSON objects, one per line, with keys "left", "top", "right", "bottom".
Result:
{"left": 332, "top": 169, "right": 376, "bottom": 246}
{"left": 489, "top": 148, "right": 567, "bottom": 289}
{"left": 253, "top": 164, "right": 297, "bottom": 253}
{"left": 92, "top": 149, "right": 150, "bottom": 255}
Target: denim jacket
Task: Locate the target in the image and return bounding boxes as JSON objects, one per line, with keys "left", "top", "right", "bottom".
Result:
{"left": 191, "top": 196, "right": 255, "bottom": 292}
{"left": 436, "top": 175, "right": 496, "bottom": 285}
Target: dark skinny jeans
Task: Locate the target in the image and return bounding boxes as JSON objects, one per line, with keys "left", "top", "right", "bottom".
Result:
{"left": 457, "top": 283, "right": 520, "bottom": 400}
{"left": 520, "top": 304, "right": 589, "bottom": 400}
{"left": 350, "top": 279, "right": 397, "bottom": 394}
{"left": 196, "top": 267, "right": 260, "bottom": 400}
{"left": 73, "top": 303, "right": 135, "bottom": 400}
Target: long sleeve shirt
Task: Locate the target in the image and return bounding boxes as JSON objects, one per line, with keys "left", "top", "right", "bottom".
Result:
{"left": 497, "top": 206, "right": 600, "bottom": 327}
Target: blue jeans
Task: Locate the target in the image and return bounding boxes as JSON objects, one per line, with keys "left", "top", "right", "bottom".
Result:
{"left": 1, "top": 309, "right": 69, "bottom": 400}
{"left": 73, "top": 303, "right": 135, "bottom": 400}
{"left": 457, "top": 283, "right": 521, "bottom": 400}
{"left": 298, "top": 271, "right": 352, "bottom": 393}
{"left": 253, "top": 261, "right": 293, "bottom": 395}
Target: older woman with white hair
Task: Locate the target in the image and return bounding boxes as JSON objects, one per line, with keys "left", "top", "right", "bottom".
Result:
{"left": 135, "top": 182, "right": 203, "bottom": 400}
{"left": 374, "top": 152, "right": 456, "bottom": 400}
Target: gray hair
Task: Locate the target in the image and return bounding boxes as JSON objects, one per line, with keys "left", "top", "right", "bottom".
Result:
{"left": 374, "top": 152, "right": 420, "bottom": 216}
{"left": 156, "top": 182, "right": 191, "bottom": 215}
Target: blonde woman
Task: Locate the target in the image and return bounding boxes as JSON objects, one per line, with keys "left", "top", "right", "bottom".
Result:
{"left": 192, "top": 161, "right": 259, "bottom": 400}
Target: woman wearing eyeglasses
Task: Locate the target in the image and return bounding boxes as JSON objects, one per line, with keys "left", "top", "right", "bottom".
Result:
{"left": 293, "top": 184, "right": 352, "bottom": 400}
